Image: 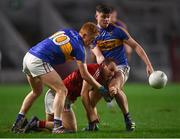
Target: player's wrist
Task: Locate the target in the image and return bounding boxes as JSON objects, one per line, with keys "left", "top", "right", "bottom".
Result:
{"left": 98, "top": 86, "right": 108, "bottom": 94}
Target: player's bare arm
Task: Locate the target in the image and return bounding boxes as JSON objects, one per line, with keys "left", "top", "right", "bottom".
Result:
{"left": 91, "top": 46, "right": 105, "bottom": 64}
{"left": 119, "top": 27, "right": 154, "bottom": 76}
{"left": 81, "top": 80, "right": 99, "bottom": 122}
{"left": 76, "top": 61, "right": 102, "bottom": 89}
{"left": 124, "top": 37, "right": 154, "bottom": 76}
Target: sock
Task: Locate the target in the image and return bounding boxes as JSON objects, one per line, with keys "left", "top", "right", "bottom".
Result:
{"left": 15, "top": 113, "right": 25, "bottom": 123}
{"left": 54, "top": 119, "right": 62, "bottom": 128}
{"left": 89, "top": 119, "right": 100, "bottom": 124}
{"left": 124, "top": 112, "right": 131, "bottom": 123}
{"left": 37, "top": 120, "right": 46, "bottom": 128}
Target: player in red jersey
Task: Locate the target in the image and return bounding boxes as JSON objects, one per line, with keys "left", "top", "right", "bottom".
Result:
{"left": 11, "top": 22, "right": 111, "bottom": 134}
{"left": 22, "top": 58, "right": 117, "bottom": 133}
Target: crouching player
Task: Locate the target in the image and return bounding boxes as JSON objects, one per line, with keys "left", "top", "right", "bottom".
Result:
{"left": 22, "top": 59, "right": 117, "bottom": 133}
{"left": 11, "top": 22, "right": 110, "bottom": 134}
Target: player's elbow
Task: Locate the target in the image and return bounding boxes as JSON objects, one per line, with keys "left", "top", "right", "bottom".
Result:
{"left": 81, "top": 73, "right": 89, "bottom": 81}
{"left": 96, "top": 56, "right": 104, "bottom": 64}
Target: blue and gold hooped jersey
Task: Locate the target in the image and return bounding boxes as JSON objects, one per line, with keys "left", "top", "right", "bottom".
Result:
{"left": 93, "top": 24, "right": 129, "bottom": 65}
{"left": 29, "top": 29, "right": 85, "bottom": 65}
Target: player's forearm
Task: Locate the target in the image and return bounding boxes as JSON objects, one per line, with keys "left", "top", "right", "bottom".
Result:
{"left": 91, "top": 47, "right": 105, "bottom": 64}
{"left": 82, "top": 73, "right": 101, "bottom": 89}
{"left": 135, "top": 45, "right": 152, "bottom": 66}
{"left": 96, "top": 55, "right": 105, "bottom": 64}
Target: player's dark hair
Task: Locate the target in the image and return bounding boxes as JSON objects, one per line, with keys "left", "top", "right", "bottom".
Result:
{"left": 96, "top": 3, "right": 113, "bottom": 14}
{"left": 101, "top": 58, "right": 116, "bottom": 66}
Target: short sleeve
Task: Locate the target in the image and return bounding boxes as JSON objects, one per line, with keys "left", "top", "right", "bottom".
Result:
{"left": 91, "top": 35, "right": 101, "bottom": 49}
{"left": 116, "top": 27, "right": 129, "bottom": 40}
{"left": 72, "top": 45, "right": 85, "bottom": 63}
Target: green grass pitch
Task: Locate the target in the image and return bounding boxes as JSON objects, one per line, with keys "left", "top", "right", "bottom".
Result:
{"left": 0, "top": 83, "right": 180, "bottom": 138}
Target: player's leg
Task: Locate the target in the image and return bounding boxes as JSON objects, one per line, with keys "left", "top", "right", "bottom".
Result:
{"left": 62, "top": 109, "right": 77, "bottom": 132}
{"left": 89, "top": 91, "right": 102, "bottom": 120}
{"left": 83, "top": 91, "right": 102, "bottom": 131}
{"left": 115, "top": 89, "right": 135, "bottom": 131}
{"left": 40, "top": 73, "right": 68, "bottom": 133}
{"left": 23, "top": 89, "right": 69, "bottom": 133}
{"left": 20, "top": 75, "right": 43, "bottom": 114}
{"left": 23, "top": 113, "right": 53, "bottom": 133}
{"left": 44, "top": 90, "right": 77, "bottom": 132}
{"left": 44, "top": 95, "right": 77, "bottom": 132}
{"left": 12, "top": 75, "right": 43, "bottom": 133}
{"left": 112, "top": 66, "right": 135, "bottom": 131}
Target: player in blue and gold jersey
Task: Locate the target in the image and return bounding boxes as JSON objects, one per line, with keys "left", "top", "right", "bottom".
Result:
{"left": 11, "top": 22, "right": 109, "bottom": 134}
{"left": 82, "top": 4, "right": 154, "bottom": 132}
{"left": 110, "top": 8, "right": 132, "bottom": 61}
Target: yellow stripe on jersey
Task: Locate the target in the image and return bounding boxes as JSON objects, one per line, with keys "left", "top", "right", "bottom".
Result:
{"left": 96, "top": 39, "right": 123, "bottom": 51}
{"left": 60, "top": 42, "right": 74, "bottom": 61}
{"left": 55, "top": 36, "right": 68, "bottom": 43}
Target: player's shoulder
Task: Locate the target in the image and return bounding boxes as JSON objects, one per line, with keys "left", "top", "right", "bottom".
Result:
{"left": 61, "top": 29, "right": 79, "bottom": 39}
{"left": 87, "top": 64, "right": 100, "bottom": 69}
{"left": 64, "top": 69, "right": 80, "bottom": 82}
{"left": 87, "top": 64, "right": 101, "bottom": 78}
{"left": 111, "top": 23, "right": 130, "bottom": 37}
{"left": 115, "top": 20, "right": 128, "bottom": 30}
{"left": 87, "top": 64, "right": 100, "bottom": 72}
{"left": 64, "top": 29, "right": 84, "bottom": 50}
{"left": 111, "top": 23, "right": 126, "bottom": 32}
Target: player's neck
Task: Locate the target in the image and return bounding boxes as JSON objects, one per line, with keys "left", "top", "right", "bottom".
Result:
{"left": 97, "top": 24, "right": 102, "bottom": 29}
{"left": 97, "top": 24, "right": 109, "bottom": 29}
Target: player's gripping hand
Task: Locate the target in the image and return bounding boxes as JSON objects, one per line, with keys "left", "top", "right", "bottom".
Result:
{"left": 98, "top": 86, "right": 113, "bottom": 102}
{"left": 109, "top": 86, "right": 118, "bottom": 97}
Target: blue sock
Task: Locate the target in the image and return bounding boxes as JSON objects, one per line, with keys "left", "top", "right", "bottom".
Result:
{"left": 54, "top": 119, "right": 62, "bottom": 128}
{"left": 15, "top": 113, "right": 24, "bottom": 123}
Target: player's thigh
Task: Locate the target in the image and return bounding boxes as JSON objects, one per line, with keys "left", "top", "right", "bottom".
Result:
{"left": 89, "top": 91, "right": 102, "bottom": 108}
{"left": 40, "top": 70, "right": 67, "bottom": 94}
{"left": 115, "top": 71, "right": 125, "bottom": 88}
{"left": 116, "top": 65, "right": 130, "bottom": 87}
{"left": 62, "top": 109, "right": 77, "bottom": 131}
{"left": 26, "top": 75, "right": 43, "bottom": 94}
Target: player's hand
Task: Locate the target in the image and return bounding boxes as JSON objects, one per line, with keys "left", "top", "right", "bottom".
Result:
{"left": 109, "top": 86, "right": 118, "bottom": 97}
{"left": 97, "top": 86, "right": 113, "bottom": 102}
{"left": 103, "top": 94, "right": 113, "bottom": 102}
{"left": 146, "top": 64, "right": 154, "bottom": 77}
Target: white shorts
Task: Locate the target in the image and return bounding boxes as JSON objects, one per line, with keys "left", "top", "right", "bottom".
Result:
{"left": 117, "top": 65, "right": 130, "bottom": 83}
{"left": 45, "top": 89, "right": 72, "bottom": 114}
{"left": 22, "top": 52, "right": 54, "bottom": 77}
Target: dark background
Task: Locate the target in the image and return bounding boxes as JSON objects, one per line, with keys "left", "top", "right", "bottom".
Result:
{"left": 0, "top": 0, "right": 180, "bottom": 83}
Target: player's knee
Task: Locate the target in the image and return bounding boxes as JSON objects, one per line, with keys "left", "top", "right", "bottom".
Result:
{"left": 56, "top": 87, "right": 68, "bottom": 96}
{"left": 30, "top": 92, "right": 41, "bottom": 99}
{"left": 61, "top": 87, "right": 68, "bottom": 96}
{"left": 32, "top": 89, "right": 42, "bottom": 98}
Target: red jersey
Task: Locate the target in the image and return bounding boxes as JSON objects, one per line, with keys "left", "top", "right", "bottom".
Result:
{"left": 63, "top": 64, "right": 103, "bottom": 102}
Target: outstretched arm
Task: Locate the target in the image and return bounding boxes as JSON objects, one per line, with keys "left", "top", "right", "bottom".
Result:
{"left": 124, "top": 37, "right": 154, "bottom": 76}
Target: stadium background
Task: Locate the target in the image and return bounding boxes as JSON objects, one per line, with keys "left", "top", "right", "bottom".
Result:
{"left": 0, "top": 0, "right": 180, "bottom": 138}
